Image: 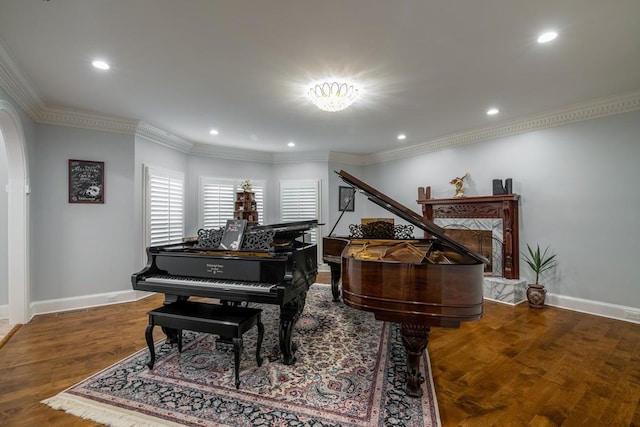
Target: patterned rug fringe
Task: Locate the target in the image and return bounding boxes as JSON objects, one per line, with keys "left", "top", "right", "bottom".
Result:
{"left": 42, "top": 394, "right": 185, "bottom": 427}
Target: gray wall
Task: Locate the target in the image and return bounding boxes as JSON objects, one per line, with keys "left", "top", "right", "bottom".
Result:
{"left": 360, "top": 111, "right": 640, "bottom": 308}
{"left": 326, "top": 161, "right": 365, "bottom": 237}
{"left": 31, "top": 125, "right": 136, "bottom": 300}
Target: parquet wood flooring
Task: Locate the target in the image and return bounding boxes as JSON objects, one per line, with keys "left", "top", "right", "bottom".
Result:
{"left": 0, "top": 272, "right": 638, "bottom": 426}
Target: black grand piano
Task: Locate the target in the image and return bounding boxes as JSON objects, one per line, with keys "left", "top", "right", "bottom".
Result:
{"left": 132, "top": 220, "right": 318, "bottom": 365}
{"left": 324, "top": 171, "right": 486, "bottom": 397}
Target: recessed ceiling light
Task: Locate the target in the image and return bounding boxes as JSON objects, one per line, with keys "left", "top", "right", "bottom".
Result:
{"left": 487, "top": 108, "right": 500, "bottom": 116}
{"left": 537, "top": 31, "right": 558, "bottom": 43}
{"left": 91, "top": 59, "right": 110, "bottom": 70}
{"left": 209, "top": 129, "right": 219, "bottom": 135}
{"left": 397, "top": 134, "right": 406, "bottom": 140}
{"left": 288, "top": 142, "right": 295, "bottom": 147}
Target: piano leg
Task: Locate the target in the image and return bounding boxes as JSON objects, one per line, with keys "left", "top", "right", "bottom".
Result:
{"left": 278, "top": 289, "right": 308, "bottom": 365}
{"left": 145, "top": 324, "right": 156, "bottom": 369}
{"left": 400, "top": 323, "right": 430, "bottom": 398}
{"left": 328, "top": 262, "right": 341, "bottom": 302}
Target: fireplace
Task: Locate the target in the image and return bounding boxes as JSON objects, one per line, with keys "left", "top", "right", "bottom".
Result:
{"left": 416, "top": 190, "right": 520, "bottom": 279}
{"left": 443, "top": 227, "right": 495, "bottom": 275}
{"left": 417, "top": 189, "right": 526, "bottom": 305}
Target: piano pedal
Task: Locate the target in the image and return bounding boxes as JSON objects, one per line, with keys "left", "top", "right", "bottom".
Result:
{"left": 162, "top": 327, "right": 180, "bottom": 345}
{"left": 221, "top": 300, "right": 247, "bottom": 308}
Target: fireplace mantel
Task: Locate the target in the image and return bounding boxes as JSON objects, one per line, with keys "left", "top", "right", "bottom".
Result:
{"left": 417, "top": 190, "right": 520, "bottom": 279}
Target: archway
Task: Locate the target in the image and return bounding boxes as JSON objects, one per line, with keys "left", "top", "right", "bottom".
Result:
{"left": 0, "top": 100, "right": 30, "bottom": 325}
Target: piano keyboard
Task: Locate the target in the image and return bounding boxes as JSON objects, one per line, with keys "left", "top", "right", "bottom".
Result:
{"left": 143, "top": 275, "right": 278, "bottom": 293}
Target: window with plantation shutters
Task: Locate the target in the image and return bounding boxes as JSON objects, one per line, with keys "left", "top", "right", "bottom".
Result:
{"left": 200, "top": 178, "right": 265, "bottom": 229}
{"left": 280, "top": 180, "right": 320, "bottom": 243}
{"left": 144, "top": 166, "right": 184, "bottom": 246}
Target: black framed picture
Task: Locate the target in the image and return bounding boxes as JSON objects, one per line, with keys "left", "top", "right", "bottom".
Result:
{"left": 69, "top": 159, "right": 105, "bottom": 204}
{"left": 338, "top": 186, "right": 355, "bottom": 211}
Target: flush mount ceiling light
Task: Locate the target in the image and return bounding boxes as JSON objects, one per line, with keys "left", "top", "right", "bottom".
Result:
{"left": 308, "top": 81, "right": 359, "bottom": 112}
{"left": 487, "top": 108, "right": 500, "bottom": 116}
{"left": 537, "top": 31, "right": 558, "bottom": 43}
{"left": 91, "top": 59, "right": 110, "bottom": 70}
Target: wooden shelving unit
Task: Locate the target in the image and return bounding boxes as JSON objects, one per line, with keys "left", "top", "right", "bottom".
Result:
{"left": 234, "top": 191, "right": 259, "bottom": 225}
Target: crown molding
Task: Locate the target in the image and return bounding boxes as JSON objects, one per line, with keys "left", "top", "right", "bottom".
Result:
{"left": 191, "top": 142, "right": 274, "bottom": 163}
{"left": 136, "top": 122, "right": 193, "bottom": 153}
{"left": 364, "top": 90, "right": 640, "bottom": 165}
{"left": 39, "top": 105, "right": 139, "bottom": 135}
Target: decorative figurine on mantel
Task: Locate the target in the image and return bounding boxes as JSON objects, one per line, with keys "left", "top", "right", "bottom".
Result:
{"left": 241, "top": 180, "right": 252, "bottom": 192}
{"left": 450, "top": 173, "right": 468, "bottom": 197}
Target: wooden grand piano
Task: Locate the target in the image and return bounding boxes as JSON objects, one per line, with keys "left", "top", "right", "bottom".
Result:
{"left": 132, "top": 220, "right": 318, "bottom": 365}
{"left": 323, "top": 171, "right": 486, "bottom": 397}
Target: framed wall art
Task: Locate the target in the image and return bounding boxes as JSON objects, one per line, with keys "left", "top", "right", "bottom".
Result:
{"left": 69, "top": 159, "right": 105, "bottom": 204}
{"left": 338, "top": 186, "right": 355, "bottom": 212}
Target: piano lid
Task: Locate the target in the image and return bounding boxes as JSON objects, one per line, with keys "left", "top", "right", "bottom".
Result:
{"left": 250, "top": 219, "right": 318, "bottom": 233}
{"left": 336, "top": 170, "right": 488, "bottom": 264}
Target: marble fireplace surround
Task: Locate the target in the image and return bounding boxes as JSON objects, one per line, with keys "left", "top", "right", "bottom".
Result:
{"left": 435, "top": 218, "right": 503, "bottom": 277}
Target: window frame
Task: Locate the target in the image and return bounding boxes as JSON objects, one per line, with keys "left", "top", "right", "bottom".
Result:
{"left": 143, "top": 164, "right": 185, "bottom": 247}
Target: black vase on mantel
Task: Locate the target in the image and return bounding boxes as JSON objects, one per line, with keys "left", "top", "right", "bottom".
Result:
{"left": 492, "top": 178, "right": 513, "bottom": 195}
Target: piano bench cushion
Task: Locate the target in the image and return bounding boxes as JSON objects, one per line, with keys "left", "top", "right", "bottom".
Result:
{"left": 145, "top": 301, "right": 264, "bottom": 389}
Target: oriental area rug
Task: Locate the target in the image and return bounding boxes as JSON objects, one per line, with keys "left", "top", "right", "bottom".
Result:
{"left": 43, "top": 285, "right": 441, "bottom": 427}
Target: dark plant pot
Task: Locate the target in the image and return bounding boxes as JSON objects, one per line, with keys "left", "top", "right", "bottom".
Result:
{"left": 526, "top": 284, "right": 546, "bottom": 309}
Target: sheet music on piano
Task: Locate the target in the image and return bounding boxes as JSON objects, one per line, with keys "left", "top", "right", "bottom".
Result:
{"left": 219, "top": 219, "right": 247, "bottom": 250}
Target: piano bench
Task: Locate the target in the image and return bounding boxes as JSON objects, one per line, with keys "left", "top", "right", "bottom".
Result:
{"left": 145, "top": 301, "right": 264, "bottom": 389}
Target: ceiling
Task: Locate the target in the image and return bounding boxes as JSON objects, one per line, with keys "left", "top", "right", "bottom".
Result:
{"left": 0, "top": 0, "right": 639, "bottom": 156}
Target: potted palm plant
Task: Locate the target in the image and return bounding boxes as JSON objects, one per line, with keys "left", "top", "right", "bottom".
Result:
{"left": 522, "top": 243, "right": 558, "bottom": 308}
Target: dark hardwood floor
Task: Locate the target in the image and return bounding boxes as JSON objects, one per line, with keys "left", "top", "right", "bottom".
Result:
{"left": 0, "top": 272, "right": 638, "bottom": 426}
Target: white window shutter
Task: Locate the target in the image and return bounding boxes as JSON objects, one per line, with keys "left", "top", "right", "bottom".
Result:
{"left": 200, "top": 178, "right": 266, "bottom": 228}
{"left": 202, "top": 181, "right": 235, "bottom": 229}
{"left": 145, "top": 166, "right": 184, "bottom": 246}
{"left": 280, "top": 180, "right": 319, "bottom": 243}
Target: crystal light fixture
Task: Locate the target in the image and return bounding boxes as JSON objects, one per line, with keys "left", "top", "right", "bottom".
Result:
{"left": 308, "top": 81, "right": 359, "bottom": 112}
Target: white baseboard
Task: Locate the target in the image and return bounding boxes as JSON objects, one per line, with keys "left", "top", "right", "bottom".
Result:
{"left": 30, "top": 289, "right": 153, "bottom": 317}
{"left": 546, "top": 293, "right": 640, "bottom": 325}
{"left": 317, "top": 263, "right": 330, "bottom": 272}
{"left": 0, "top": 304, "right": 8, "bottom": 319}
{"left": 19, "top": 288, "right": 640, "bottom": 326}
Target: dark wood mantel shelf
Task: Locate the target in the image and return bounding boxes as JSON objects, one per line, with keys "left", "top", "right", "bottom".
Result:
{"left": 417, "top": 190, "right": 520, "bottom": 279}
